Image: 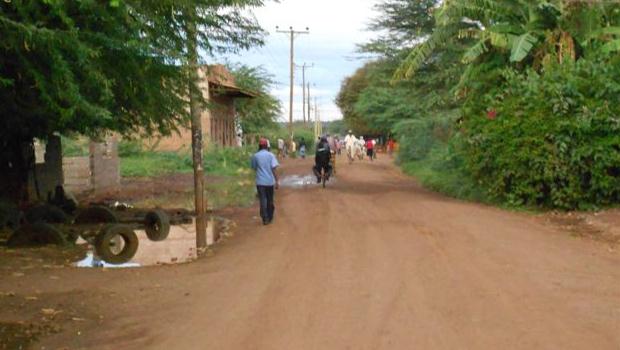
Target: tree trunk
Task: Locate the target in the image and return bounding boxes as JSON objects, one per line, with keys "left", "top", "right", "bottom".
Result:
{"left": 185, "top": 18, "right": 208, "bottom": 253}
{"left": 0, "top": 135, "right": 34, "bottom": 205}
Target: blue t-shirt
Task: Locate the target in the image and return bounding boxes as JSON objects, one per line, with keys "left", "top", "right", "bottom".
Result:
{"left": 251, "top": 149, "right": 279, "bottom": 186}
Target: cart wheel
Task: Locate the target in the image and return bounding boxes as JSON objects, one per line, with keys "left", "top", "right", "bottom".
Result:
{"left": 5, "top": 210, "right": 25, "bottom": 230}
{"left": 144, "top": 210, "right": 170, "bottom": 242}
{"left": 94, "top": 224, "right": 139, "bottom": 265}
{"left": 74, "top": 206, "right": 118, "bottom": 224}
{"left": 25, "top": 204, "right": 68, "bottom": 224}
{"left": 7, "top": 223, "right": 67, "bottom": 247}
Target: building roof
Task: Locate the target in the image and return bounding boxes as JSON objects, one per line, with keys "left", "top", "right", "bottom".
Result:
{"left": 201, "top": 65, "right": 256, "bottom": 98}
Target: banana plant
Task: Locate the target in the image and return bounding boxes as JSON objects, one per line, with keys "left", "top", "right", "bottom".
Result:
{"left": 394, "top": 0, "right": 620, "bottom": 80}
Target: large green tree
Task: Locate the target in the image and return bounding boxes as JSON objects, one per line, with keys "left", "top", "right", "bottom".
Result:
{"left": 395, "top": 0, "right": 620, "bottom": 80}
{"left": 228, "top": 63, "right": 281, "bottom": 135}
{"left": 0, "top": 0, "right": 266, "bottom": 202}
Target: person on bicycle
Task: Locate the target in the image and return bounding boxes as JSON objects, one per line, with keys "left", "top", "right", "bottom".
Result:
{"left": 313, "top": 136, "right": 332, "bottom": 183}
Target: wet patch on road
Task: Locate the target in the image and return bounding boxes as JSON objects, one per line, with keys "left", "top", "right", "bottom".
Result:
{"left": 280, "top": 175, "right": 336, "bottom": 188}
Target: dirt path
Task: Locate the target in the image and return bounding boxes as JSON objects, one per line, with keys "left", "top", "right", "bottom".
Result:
{"left": 3, "top": 156, "right": 620, "bottom": 349}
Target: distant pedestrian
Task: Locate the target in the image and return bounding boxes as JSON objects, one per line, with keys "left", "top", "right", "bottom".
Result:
{"left": 277, "top": 138, "right": 285, "bottom": 159}
{"left": 299, "top": 137, "right": 307, "bottom": 159}
{"left": 366, "top": 138, "right": 374, "bottom": 161}
{"left": 251, "top": 138, "right": 280, "bottom": 225}
{"left": 387, "top": 138, "right": 395, "bottom": 157}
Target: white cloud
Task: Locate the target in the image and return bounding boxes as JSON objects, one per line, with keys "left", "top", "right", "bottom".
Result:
{"left": 220, "top": 0, "right": 381, "bottom": 122}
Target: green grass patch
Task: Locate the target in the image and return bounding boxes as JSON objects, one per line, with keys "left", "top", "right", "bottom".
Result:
{"left": 120, "top": 146, "right": 255, "bottom": 178}
{"left": 400, "top": 144, "right": 488, "bottom": 203}
{"left": 121, "top": 152, "right": 193, "bottom": 177}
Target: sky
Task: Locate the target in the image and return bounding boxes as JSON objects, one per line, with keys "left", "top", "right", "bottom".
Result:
{"left": 221, "top": 0, "right": 381, "bottom": 122}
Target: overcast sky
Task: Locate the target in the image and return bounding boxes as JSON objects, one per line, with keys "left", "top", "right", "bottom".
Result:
{"left": 221, "top": 0, "right": 381, "bottom": 122}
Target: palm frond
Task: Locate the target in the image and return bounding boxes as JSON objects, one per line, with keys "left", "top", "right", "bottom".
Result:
{"left": 462, "top": 39, "right": 489, "bottom": 63}
{"left": 393, "top": 24, "right": 459, "bottom": 81}
{"left": 510, "top": 32, "right": 538, "bottom": 62}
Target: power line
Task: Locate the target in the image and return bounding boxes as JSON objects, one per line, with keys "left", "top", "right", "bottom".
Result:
{"left": 276, "top": 26, "right": 309, "bottom": 140}
{"left": 295, "top": 62, "right": 314, "bottom": 125}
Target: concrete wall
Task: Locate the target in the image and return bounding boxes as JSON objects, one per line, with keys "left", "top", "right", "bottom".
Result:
{"left": 89, "top": 138, "right": 120, "bottom": 195}
{"left": 29, "top": 136, "right": 121, "bottom": 198}
{"left": 63, "top": 157, "right": 91, "bottom": 194}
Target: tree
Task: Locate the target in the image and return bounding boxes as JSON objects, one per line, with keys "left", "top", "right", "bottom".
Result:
{"left": 132, "top": 1, "right": 266, "bottom": 249}
{"left": 0, "top": 1, "right": 188, "bottom": 202}
{"left": 394, "top": 0, "right": 620, "bottom": 80}
{"left": 359, "top": 0, "right": 438, "bottom": 56}
{"left": 338, "top": 0, "right": 462, "bottom": 136}
{"left": 0, "top": 0, "right": 267, "bottom": 203}
{"left": 228, "top": 64, "right": 281, "bottom": 135}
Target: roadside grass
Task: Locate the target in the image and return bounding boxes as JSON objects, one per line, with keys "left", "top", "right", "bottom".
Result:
{"left": 399, "top": 150, "right": 540, "bottom": 214}
{"left": 121, "top": 146, "right": 256, "bottom": 209}
{"left": 131, "top": 176, "right": 256, "bottom": 211}
{"left": 121, "top": 152, "right": 193, "bottom": 177}
{"left": 401, "top": 160, "right": 486, "bottom": 202}
{"left": 399, "top": 144, "right": 488, "bottom": 204}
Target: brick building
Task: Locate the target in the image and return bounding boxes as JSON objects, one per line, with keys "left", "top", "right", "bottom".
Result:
{"left": 146, "top": 65, "right": 255, "bottom": 151}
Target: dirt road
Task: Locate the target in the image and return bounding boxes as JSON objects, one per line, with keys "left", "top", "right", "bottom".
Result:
{"left": 3, "top": 156, "right": 620, "bottom": 349}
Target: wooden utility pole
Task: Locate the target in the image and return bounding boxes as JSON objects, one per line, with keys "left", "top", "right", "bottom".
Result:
{"left": 276, "top": 26, "right": 309, "bottom": 140}
{"left": 185, "top": 18, "right": 208, "bottom": 253}
{"left": 298, "top": 63, "right": 313, "bottom": 125}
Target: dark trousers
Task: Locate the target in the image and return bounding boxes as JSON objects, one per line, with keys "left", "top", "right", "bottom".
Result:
{"left": 313, "top": 163, "right": 332, "bottom": 178}
{"left": 257, "top": 185, "right": 275, "bottom": 223}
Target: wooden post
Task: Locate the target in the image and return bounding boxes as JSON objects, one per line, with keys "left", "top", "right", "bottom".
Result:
{"left": 186, "top": 18, "right": 207, "bottom": 253}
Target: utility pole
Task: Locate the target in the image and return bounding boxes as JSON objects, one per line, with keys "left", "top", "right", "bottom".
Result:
{"left": 185, "top": 16, "right": 207, "bottom": 254}
{"left": 276, "top": 26, "right": 309, "bottom": 140}
{"left": 297, "top": 63, "right": 313, "bottom": 125}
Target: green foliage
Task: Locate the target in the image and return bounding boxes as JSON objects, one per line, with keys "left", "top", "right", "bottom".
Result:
{"left": 254, "top": 124, "right": 317, "bottom": 153}
{"left": 401, "top": 145, "right": 486, "bottom": 202}
{"left": 0, "top": 0, "right": 267, "bottom": 202}
{"left": 325, "top": 120, "right": 348, "bottom": 137}
{"left": 350, "top": 0, "right": 620, "bottom": 211}
{"left": 395, "top": 110, "right": 459, "bottom": 161}
{"left": 359, "top": 0, "right": 438, "bottom": 56}
{"left": 462, "top": 59, "right": 620, "bottom": 209}
{"left": 121, "top": 152, "right": 192, "bottom": 178}
{"left": 395, "top": 0, "right": 620, "bottom": 81}
{"left": 121, "top": 145, "right": 255, "bottom": 178}
{"left": 118, "top": 140, "right": 144, "bottom": 157}
{"left": 60, "top": 136, "right": 89, "bottom": 157}
{"left": 228, "top": 63, "right": 281, "bottom": 135}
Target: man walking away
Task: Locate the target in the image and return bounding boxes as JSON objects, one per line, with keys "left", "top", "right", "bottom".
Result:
{"left": 366, "top": 138, "right": 375, "bottom": 161}
{"left": 251, "top": 138, "right": 279, "bottom": 225}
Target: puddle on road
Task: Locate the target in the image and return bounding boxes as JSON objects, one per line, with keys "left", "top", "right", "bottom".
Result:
{"left": 280, "top": 175, "right": 336, "bottom": 188}
{"left": 75, "top": 216, "right": 234, "bottom": 268}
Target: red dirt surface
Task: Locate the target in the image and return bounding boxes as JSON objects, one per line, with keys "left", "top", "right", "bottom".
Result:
{"left": 1, "top": 156, "right": 619, "bottom": 349}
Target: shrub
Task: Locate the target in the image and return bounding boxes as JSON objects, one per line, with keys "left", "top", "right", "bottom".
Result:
{"left": 395, "top": 110, "right": 459, "bottom": 162}
{"left": 118, "top": 140, "right": 144, "bottom": 157}
{"left": 463, "top": 59, "right": 620, "bottom": 209}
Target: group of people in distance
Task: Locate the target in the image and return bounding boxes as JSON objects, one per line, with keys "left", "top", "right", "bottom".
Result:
{"left": 344, "top": 130, "right": 377, "bottom": 163}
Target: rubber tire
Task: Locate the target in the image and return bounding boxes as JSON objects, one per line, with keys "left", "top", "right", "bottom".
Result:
{"left": 7, "top": 223, "right": 67, "bottom": 247}
{"left": 74, "top": 206, "right": 118, "bottom": 224}
{"left": 144, "top": 210, "right": 170, "bottom": 242}
{"left": 6, "top": 210, "right": 25, "bottom": 230}
{"left": 25, "top": 204, "right": 68, "bottom": 224}
{"left": 94, "top": 224, "right": 139, "bottom": 265}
